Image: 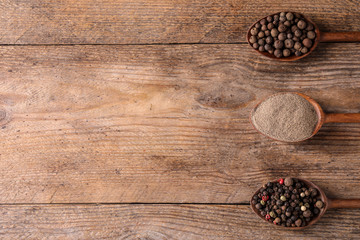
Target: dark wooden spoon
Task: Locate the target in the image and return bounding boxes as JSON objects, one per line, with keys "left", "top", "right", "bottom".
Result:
{"left": 250, "top": 92, "right": 360, "bottom": 142}
{"left": 250, "top": 178, "right": 360, "bottom": 229}
{"left": 247, "top": 12, "right": 360, "bottom": 61}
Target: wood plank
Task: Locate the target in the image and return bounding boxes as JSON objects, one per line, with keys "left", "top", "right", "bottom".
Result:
{"left": 1, "top": 0, "right": 360, "bottom": 44}
{"left": 0, "top": 204, "right": 359, "bottom": 239}
{"left": 0, "top": 43, "right": 360, "bottom": 203}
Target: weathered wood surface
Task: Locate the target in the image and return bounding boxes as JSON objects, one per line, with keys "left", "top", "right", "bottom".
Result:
{"left": 0, "top": 43, "right": 359, "bottom": 203}
{"left": 0, "top": 204, "right": 358, "bottom": 239}
{"left": 1, "top": 0, "right": 360, "bottom": 44}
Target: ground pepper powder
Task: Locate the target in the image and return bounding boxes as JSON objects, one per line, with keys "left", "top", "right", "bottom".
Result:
{"left": 251, "top": 93, "right": 318, "bottom": 142}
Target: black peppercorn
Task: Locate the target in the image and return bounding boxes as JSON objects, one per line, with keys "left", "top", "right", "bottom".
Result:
{"left": 284, "top": 39, "right": 294, "bottom": 48}
{"left": 302, "top": 38, "right": 312, "bottom": 48}
{"left": 295, "top": 50, "right": 302, "bottom": 56}
{"left": 287, "top": 33, "right": 293, "bottom": 39}
{"left": 294, "top": 42, "right": 302, "bottom": 50}
{"left": 284, "top": 21, "right": 291, "bottom": 27}
{"left": 283, "top": 49, "right": 290, "bottom": 57}
{"left": 297, "top": 20, "right": 307, "bottom": 29}
{"left": 286, "top": 12, "right": 294, "bottom": 21}
{"left": 264, "top": 44, "right": 273, "bottom": 52}
{"left": 301, "top": 47, "right": 308, "bottom": 54}
{"left": 258, "top": 31, "right": 265, "bottom": 38}
{"left": 306, "top": 24, "right": 314, "bottom": 31}
{"left": 266, "top": 36, "right": 273, "bottom": 44}
{"left": 260, "top": 18, "right": 267, "bottom": 25}
{"left": 271, "top": 28, "right": 279, "bottom": 37}
{"left": 252, "top": 43, "right": 259, "bottom": 49}
{"left": 274, "top": 40, "right": 284, "bottom": 49}
{"left": 266, "top": 16, "right": 273, "bottom": 22}
{"left": 250, "top": 27, "right": 258, "bottom": 35}
{"left": 258, "top": 39, "right": 265, "bottom": 46}
{"left": 267, "top": 23, "right": 274, "bottom": 30}
{"left": 249, "top": 36, "right": 257, "bottom": 44}
{"left": 261, "top": 25, "right": 267, "bottom": 31}
{"left": 259, "top": 45, "right": 265, "bottom": 52}
{"left": 307, "top": 31, "right": 316, "bottom": 39}
{"left": 274, "top": 49, "right": 282, "bottom": 58}
{"left": 294, "top": 29, "right": 302, "bottom": 37}
{"left": 278, "top": 33, "right": 286, "bottom": 41}
{"left": 265, "top": 30, "right": 270, "bottom": 36}
{"left": 278, "top": 24, "right": 287, "bottom": 32}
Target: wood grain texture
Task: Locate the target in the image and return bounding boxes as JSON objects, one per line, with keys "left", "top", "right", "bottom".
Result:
{"left": 1, "top": 0, "right": 360, "bottom": 44}
{"left": 0, "top": 43, "right": 360, "bottom": 203}
{"left": 0, "top": 204, "right": 359, "bottom": 239}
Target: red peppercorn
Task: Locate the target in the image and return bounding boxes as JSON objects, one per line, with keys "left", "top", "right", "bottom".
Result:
{"left": 278, "top": 178, "right": 284, "bottom": 185}
{"left": 262, "top": 195, "right": 269, "bottom": 201}
{"left": 265, "top": 214, "right": 271, "bottom": 220}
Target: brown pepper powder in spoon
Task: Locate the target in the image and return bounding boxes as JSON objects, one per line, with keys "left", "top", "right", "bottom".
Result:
{"left": 251, "top": 93, "right": 318, "bottom": 142}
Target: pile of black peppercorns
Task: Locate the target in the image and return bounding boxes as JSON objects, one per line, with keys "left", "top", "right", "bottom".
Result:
{"left": 248, "top": 12, "right": 316, "bottom": 58}
{"left": 252, "top": 178, "right": 325, "bottom": 227}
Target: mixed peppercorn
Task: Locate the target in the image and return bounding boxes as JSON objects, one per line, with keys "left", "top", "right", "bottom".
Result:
{"left": 248, "top": 12, "right": 316, "bottom": 58}
{"left": 252, "top": 178, "right": 325, "bottom": 227}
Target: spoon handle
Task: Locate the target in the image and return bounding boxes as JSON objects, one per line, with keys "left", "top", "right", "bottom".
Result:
{"left": 320, "top": 32, "right": 360, "bottom": 42}
{"left": 324, "top": 113, "right": 360, "bottom": 123}
{"left": 329, "top": 199, "right": 360, "bottom": 209}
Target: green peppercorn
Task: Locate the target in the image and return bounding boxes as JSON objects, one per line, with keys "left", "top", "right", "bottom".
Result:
{"left": 304, "top": 203, "right": 310, "bottom": 208}
{"left": 270, "top": 211, "right": 276, "bottom": 218}
{"left": 280, "top": 195, "right": 286, "bottom": 201}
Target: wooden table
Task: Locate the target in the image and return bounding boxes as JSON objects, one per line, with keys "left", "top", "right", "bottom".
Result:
{"left": 1, "top": 0, "right": 360, "bottom": 239}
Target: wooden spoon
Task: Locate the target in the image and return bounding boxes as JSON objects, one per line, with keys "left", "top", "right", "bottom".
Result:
{"left": 250, "top": 92, "right": 360, "bottom": 142}
{"left": 250, "top": 178, "right": 360, "bottom": 229}
{"left": 247, "top": 12, "right": 360, "bottom": 61}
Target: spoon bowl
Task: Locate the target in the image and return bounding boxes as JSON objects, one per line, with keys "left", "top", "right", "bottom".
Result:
{"left": 250, "top": 178, "right": 360, "bottom": 229}
{"left": 247, "top": 12, "right": 320, "bottom": 61}
{"left": 250, "top": 92, "right": 360, "bottom": 142}
{"left": 247, "top": 12, "right": 360, "bottom": 61}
